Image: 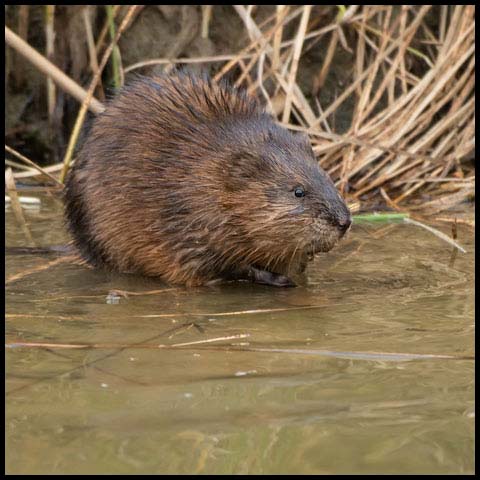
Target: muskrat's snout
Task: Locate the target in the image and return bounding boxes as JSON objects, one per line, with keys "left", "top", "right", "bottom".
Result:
{"left": 307, "top": 200, "right": 351, "bottom": 256}
{"left": 337, "top": 215, "right": 352, "bottom": 237}
{"left": 323, "top": 196, "right": 352, "bottom": 238}
{"left": 334, "top": 207, "right": 352, "bottom": 237}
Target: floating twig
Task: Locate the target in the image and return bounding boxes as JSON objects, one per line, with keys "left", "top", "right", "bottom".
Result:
{"left": 353, "top": 212, "right": 409, "bottom": 223}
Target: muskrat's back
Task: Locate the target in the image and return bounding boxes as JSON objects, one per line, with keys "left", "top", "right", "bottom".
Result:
{"left": 65, "top": 72, "right": 351, "bottom": 287}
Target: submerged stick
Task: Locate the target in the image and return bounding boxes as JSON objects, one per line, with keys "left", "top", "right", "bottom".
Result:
{"left": 6, "top": 334, "right": 250, "bottom": 351}
{"left": 5, "top": 256, "right": 79, "bottom": 285}
{"left": 136, "top": 305, "right": 341, "bottom": 319}
{"left": 242, "top": 347, "right": 473, "bottom": 362}
{"left": 6, "top": 341, "right": 473, "bottom": 362}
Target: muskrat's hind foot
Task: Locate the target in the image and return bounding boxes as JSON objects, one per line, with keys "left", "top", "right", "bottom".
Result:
{"left": 224, "top": 266, "right": 296, "bottom": 287}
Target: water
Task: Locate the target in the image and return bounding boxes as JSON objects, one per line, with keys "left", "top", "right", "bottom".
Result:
{"left": 5, "top": 194, "right": 475, "bottom": 474}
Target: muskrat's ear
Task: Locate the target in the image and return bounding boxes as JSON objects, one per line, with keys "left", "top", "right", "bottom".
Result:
{"left": 295, "top": 131, "right": 313, "bottom": 149}
{"left": 296, "top": 131, "right": 310, "bottom": 143}
{"left": 224, "top": 151, "right": 264, "bottom": 191}
{"left": 295, "top": 131, "right": 316, "bottom": 158}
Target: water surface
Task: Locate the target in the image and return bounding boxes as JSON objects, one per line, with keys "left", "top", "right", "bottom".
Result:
{"left": 6, "top": 194, "right": 475, "bottom": 474}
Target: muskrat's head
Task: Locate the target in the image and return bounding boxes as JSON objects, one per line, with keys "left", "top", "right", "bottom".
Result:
{"left": 220, "top": 119, "right": 351, "bottom": 274}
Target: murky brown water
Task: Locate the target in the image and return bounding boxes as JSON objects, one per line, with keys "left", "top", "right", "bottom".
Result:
{"left": 6, "top": 194, "right": 474, "bottom": 474}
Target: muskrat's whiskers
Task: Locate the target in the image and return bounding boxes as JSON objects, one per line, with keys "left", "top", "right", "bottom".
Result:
{"left": 288, "top": 238, "right": 303, "bottom": 273}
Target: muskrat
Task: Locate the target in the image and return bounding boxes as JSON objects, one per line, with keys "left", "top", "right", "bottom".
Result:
{"left": 64, "top": 72, "right": 351, "bottom": 287}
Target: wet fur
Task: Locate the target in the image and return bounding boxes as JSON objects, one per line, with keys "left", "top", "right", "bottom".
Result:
{"left": 64, "top": 72, "right": 350, "bottom": 286}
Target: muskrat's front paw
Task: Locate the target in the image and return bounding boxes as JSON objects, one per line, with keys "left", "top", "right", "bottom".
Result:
{"left": 250, "top": 267, "right": 297, "bottom": 288}
{"left": 270, "top": 274, "right": 297, "bottom": 288}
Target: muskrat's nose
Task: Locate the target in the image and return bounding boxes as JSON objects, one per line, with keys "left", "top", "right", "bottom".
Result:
{"left": 337, "top": 217, "right": 352, "bottom": 235}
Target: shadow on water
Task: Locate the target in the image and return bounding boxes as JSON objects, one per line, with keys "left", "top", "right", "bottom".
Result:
{"left": 5, "top": 194, "right": 475, "bottom": 474}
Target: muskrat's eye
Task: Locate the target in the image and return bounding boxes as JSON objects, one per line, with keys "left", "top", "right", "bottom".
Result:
{"left": 294, "top": 187, "right": 305, "bottom": 198}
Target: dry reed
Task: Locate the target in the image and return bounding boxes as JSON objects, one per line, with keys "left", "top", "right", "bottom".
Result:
{"left": 4, "top": 5, "right": 475, "bottom": 214}
{"left": 218, "top": 5, "right": 475, "bottom": 212}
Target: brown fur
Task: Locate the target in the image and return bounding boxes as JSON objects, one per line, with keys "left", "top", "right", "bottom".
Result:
{"left": 64, "top": 72, "right": 351, "bottom": 287}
